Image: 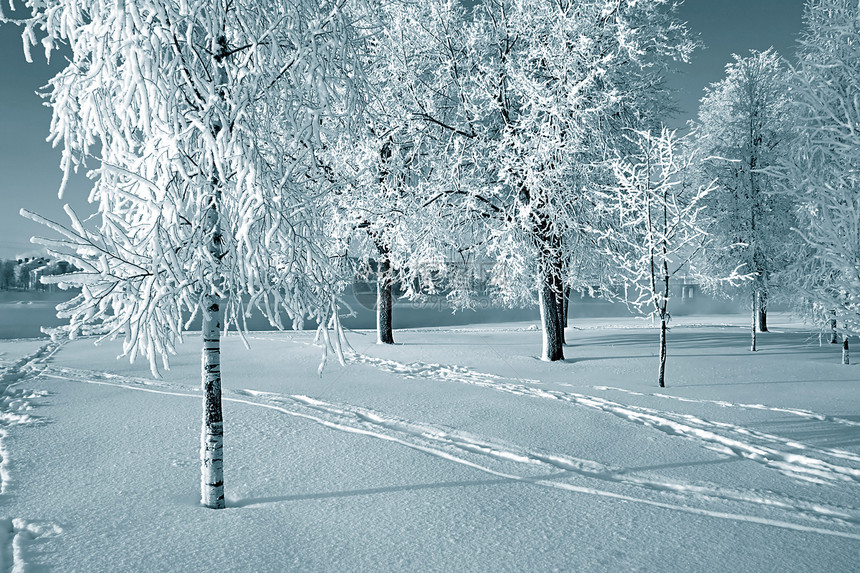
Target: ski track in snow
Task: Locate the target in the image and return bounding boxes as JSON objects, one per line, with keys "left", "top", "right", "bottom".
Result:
{"left": 0, "top": 342, "right": 64, "bottom": 572}
{"left": 35, "top": 363, "right": 860, "bottom": 541}
{"left": 592, "top": 386, "right": 860, "bottom": 429}
{"left": 333, "top": 350, "right": 860, "bottom": 487}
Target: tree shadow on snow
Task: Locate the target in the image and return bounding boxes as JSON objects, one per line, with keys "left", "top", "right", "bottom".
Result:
{"left": 228, "top": 471, "right": 584, "bottom": 508}
{"left": 683, "top": 378, "right": 856, "bottom": 388}
{"left": 228, "top": 477, "right": 511, "bottom": 507}
{"left": 571, "top": 330, "right": 828, "bottom": 357}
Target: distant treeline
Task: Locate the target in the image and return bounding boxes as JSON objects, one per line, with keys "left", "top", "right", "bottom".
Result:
{"left": 0, "top": 256, "right": 78, "bottom": 291}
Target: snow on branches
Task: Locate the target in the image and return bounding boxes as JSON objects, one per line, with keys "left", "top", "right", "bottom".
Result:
{"left": 5, "top": 0, "right": 372, "bottom": 509}
{"left": 692, "top": 48, "right": 796, "bottom": 348}
{"left": 779, "top": 0, "right": 860, "bottom": 335}
{"left": 10, "top": 0, "right": 368, "bottom": 372}
{"left": 593, "top": 128, "right": 712, "bottom": 319}
{"left": 592, "top": 127, "right": 718, "bottom": 386}
{"left": 467, "top": 0, "right": 695, "bottom": 360}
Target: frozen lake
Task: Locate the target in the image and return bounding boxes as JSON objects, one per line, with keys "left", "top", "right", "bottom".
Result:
{"left": 0, "top": 290, "right": 538, "bottom": 338}
{"left": 0, "top": 288, "right": 743, "bottom": 339}
{"left": 0, "top": 291, "right": 74, "bottom": 339}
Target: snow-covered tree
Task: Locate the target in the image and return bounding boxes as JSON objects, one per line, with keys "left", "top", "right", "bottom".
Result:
{"left": 691, "top": 49, "right": 797, "bottom": 351}
{"left": 330, "top": 133, "right": 414, "bottom": 345}
{"left": 593, "top": 128, "right": 716, "bottom": 387}
{"left": 442, "top": 0, "right": 695, "bottom": 361}
{"left": 328, "top": 0, "right": 491, "bottom": 344}
{"left": 329, "top": 0, "right": 695, "bottom": 362}
{"left": 5, "top": 0, "right": 366, "bottom": 508}
{"left": 777, "top": 0, "right": 860, "bottom": 359}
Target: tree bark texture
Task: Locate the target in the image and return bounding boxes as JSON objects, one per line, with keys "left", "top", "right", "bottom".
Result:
{"left": 750, "top": 291, "right": 757, "bottom": 352}
{"left": 554, "top": 277, "right": 566, "bottom": 346}
{"left": 539, "top": 285, "right": 564, "bottom": 361}
{"left": 201, "top": 179, "right": 225, "bottom": 509}
{"left": 200, "top": 40, "right": 228, "bottom": 510}
{"left": 563, "top": 286, "right": 571, "bottom": 328}
{"left": 201, "top": 296, "right": 225, "bottom": 509}
{"left": 657, "top": 266, "right": 670, "bottom": 388}
{"left": 539, "top": 252, "right": 565, "bottom": 361}
{"left": 531, "top": 196, "right": 563, "bottom": 361}
{"left": 757, "top": 288, "right": 768, "bottom": 332}
{"left": 658, "top": 317, "right": 667, "bottom": 388}
{"left": 376, "top": 257, "right": 394, "bottom": 345}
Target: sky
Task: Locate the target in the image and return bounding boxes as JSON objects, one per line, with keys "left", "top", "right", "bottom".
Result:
{"left": 667, "top": 0, "right": 806, "bottom": 126}
{"left": 0, "top": 0, "right": 806, "bottom": 260}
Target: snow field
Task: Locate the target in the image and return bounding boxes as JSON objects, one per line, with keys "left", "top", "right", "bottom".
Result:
{"left": 0, "top": 314, "right": 858, "bottom": 571}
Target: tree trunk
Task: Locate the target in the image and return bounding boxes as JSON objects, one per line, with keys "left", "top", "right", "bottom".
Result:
{"left": 533, "top": 206, "right": 563, "bottom": 361}
{"left": 201, "top": 178, "right": 225, "bottom": 509}
{"left": 842, "top": 335, "right": 849, "bottom": 365}
{"left": 539, "top": 250, "right": 564, "bottom": 361}
{"left": 546, "top": 249, "right": 566, "bottom": 346}
{"left": 201, "top": 296, "right": 225, "bottom": 509}
{"left": 657, "top": 265, "right": 670, "bottom": 388}
{"left": 539, "top": 282, "right": 564, "bottom": 361}
{"left": 757, "top": 288, "right": 768, "bottom": 332}
{"left": 658, "top": 316, "right": 667, "bottom": 388}
{"left": 563, "top": 286, "right": 571, "bottom": 328}
{"left": 831, "top": 311, "right": 838, "bottom": 344}
{"left": 750, "top": 291, "right": 757, "bottom": 352}
{"left": 554, "top": 282, "right": 566, "bottom": 346}
{"left": 376, "top": 258, "right": 394, "bottom": 345}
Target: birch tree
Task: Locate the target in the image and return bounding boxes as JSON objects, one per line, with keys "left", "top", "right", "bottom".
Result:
{"left": 692, "top": 49, "right": 796, "bottom": 351}
{"left": 4, "top": 0, "right": 366, "bottom": 508}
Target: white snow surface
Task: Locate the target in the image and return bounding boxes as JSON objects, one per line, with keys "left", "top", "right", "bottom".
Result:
{"left": 0, "top": 313, "right": 858, "bottom": 571}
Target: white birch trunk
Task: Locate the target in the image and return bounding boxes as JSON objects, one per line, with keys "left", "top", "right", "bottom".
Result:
{"left": 200, "top": 181, "right": 225, "bottom": 509}
{"left": 201, "top": 45, "right": 227, "bottom": 509}
{"left": 201, "top": 295, "right": 224, "bottom": 509}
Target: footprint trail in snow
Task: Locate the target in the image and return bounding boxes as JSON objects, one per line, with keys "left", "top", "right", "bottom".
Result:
{"left": 343, "top": 350, "right": 860, "bottom": 486}
{"left": 0, "top": 342, "right": 64, "bottom": 572}
{"left": 38, "top": 362, "right": 860, "bottom": 542}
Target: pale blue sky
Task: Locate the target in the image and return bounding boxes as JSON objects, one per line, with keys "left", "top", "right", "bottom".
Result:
{"left": 0, "top": 21, "right": 89, "bottom": 259}
{"left": 668, "top": 0, "right": 805, "bottom": 125}
{"left": 0, "top": 0, "right": 805, "bottom": 259}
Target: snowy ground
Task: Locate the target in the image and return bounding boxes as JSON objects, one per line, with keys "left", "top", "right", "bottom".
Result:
{"left": 0, "top": 313, "right": 858, "bottom": 571}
